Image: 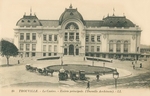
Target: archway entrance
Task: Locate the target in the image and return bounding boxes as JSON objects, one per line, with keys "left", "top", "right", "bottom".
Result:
{"left": 69, "top": 45, "right": 74, "bottom": 55}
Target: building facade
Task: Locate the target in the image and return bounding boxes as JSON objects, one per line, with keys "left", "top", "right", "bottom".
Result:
{"left": 140, "top": 45, "right": 150, "bottom": 58}
{"left": 14, "top": 5, "right": 142, "bottom": 59}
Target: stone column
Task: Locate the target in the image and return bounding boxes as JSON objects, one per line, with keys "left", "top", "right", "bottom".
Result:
{"left": 74, "top": 46, "right": 76, "bottom": 56}
{"left": 68, "top": 32, "right": 69, "bottom": 41}
{"left": 74, "top": 32, "right": 76, "bottom": 42}
{"left": 114, "top": 43, "right": 116, "bottom": 53}
{"left": 67, "top": 47, "right": 69, "bottom": 55}
{"left": 121, "top": 41, "right": 124, "bottom": 53}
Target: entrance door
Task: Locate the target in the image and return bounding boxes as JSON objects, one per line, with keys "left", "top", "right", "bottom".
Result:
{"left": 69, "top": 45, "right": 74, "bottom": 55}
{"left": 76, "top": 48, "right": 79, "bottom": 55}
{"left": 64, "top": 48, "right": 67, "bottom": 55}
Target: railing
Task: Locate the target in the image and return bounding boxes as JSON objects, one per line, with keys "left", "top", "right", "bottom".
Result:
{"left": 19, "top": 40, "right": 37, "bottom": 43}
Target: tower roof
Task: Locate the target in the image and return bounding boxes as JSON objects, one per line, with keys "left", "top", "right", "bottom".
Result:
{"left": 102, "top": 16, "right": 135, "bottom": 27}
{"left": 59, "top": 4, "right": 84, "bottom": 25}
{"left": 16, "top": 14, "right": 42, "bottom": 27}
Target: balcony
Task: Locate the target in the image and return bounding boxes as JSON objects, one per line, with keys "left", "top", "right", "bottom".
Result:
{"left": 43, "top": 40, "right": 58, "bottom": 44}
{"left": 63, "top": 40, "right": 81, "bottom": 44}
{"left": 19, "top": 40, "right": 37, "bottom": 43}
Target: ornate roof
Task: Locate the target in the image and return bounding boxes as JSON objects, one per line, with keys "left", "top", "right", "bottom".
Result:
{"left": 59, "top": 4, "right": 84, "bottom": 25}
{"left": 16, "top": 15, "right": 42, "bottom": 27}
{"left": 40, "top": 20, "right": 59, "bottom": 27}
{"left": 102, "top": 16, "right": 135, "bottom": 27}
{"left": 16, "top": 6, "right": 137, "bottom": 28}
{"left": 85, "top": 20, "right": 103, "bottom": 27}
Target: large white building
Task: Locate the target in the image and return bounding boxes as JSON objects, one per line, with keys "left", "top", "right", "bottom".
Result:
{"left": 14, "top": 5, "right": 142, "bottom": 60}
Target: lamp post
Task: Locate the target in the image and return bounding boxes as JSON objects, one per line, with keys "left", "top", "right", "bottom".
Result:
{"left": 61, "top": 56, "right": 63, "bottom": 65}
{"left": 92, "top": 57, "right": 94, "bottom": 66}
{"left": 103, "top": 62, "right": 105, "bottom": 75}
{"left": 113, "top": 69, "right": 119, "bottom": 89}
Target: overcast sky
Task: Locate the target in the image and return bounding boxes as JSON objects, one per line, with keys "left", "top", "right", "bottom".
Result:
{"left": 0, "top": 0, "right": 150, "bottom": 45}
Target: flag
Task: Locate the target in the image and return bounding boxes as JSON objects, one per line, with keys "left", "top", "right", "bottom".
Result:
{"left": 113, "top": 8, "right": 115, "bottom": 12}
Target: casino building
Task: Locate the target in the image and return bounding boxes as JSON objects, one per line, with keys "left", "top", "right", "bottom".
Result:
{"left": 14, "top": 4, "right": 142, "bottom": 59}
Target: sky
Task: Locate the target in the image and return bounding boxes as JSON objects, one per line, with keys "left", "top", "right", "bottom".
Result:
{"left": 0, "top": 0, "right": 150, "bottom": 45}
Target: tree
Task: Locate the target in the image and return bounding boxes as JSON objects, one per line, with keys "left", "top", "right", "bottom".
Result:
{"left": 0, "top": 39, "right": 18, "bottom": 65}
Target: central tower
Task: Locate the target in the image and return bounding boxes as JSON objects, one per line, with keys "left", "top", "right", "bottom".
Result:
{"left": 58, "top": 4, "right": 85, "bottom": 56}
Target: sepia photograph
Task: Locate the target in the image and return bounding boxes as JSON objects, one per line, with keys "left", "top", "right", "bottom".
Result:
{"left": 0, "top": 0, "right": 150, "bottom": 95}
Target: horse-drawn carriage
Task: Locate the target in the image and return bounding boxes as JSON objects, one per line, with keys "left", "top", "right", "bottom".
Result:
{"left": 58, "top": 68, "right": 68, "bottom": 80}
{"left": 79, "top": 70, "right": 86, "bottom": 80}
{"left": 26, "top": 64, "right": 37, "bottom": 72}
{"left": 36, "top": 67, "right": 54, "bottom": 76}
{"left": 69, "top": 70, "right": 86, "bottom": 81}
{"left": 25, "top": 64, "right": 54, "bottom": 76}
{"left": 70, "top": 70, "right": 78, "bottom": 80}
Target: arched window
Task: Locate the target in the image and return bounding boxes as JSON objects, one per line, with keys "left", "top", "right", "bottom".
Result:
{"left": 124, "top": 41, "right": 128, "bottom": 52}
{"left": 116, "top": 40, "right": 121, "bottom": 52}
{"left": 109, "top": 40, "right": 113, "bottom": 52}
{"left": 65, "top": 22, "right": 79, "bottom": 29}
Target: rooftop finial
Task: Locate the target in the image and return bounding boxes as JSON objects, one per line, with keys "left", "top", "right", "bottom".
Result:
{"left": 123, "top": 13, "right": 125, "bottom": 16}
{"left": 69, "top": 3, "right": 73, "bottom": 8}
{"left": 113, "top": 8, "right": 115, "bottom": 16}
{"left": 30, "top": 7, "right": 32, "bottom": 16}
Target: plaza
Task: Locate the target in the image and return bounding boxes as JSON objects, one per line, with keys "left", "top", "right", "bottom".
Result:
{"left": 0, "top": 56, "right": 150, "bottom": 89}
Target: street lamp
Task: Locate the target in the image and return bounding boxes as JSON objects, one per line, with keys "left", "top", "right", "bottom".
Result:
{"left": 113, "top": 69, "right": 119, "bottom": 89}
{"left": 103, "top": 62, "right": 105, "bottom": 75}
{"left": 61, "top": 56, "right": 63, "bottom": 65}
{"left": 92, "top": 57, "right": 94, "bottom": 66}
{"left": 92, "top": 56, "right": 94, "bottom": 66}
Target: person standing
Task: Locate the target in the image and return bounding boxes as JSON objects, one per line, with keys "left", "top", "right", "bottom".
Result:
{"left": 133, "top": 64, "right": 135, "bottom": 69}
{"left": 87, "top": 81, "right": 90, "bottom": 89}
{"left": 96, "top": 74, "right": 100, "bottom": 81}
{"left": 132, "top": 61, "right": 134, "bottom": 65}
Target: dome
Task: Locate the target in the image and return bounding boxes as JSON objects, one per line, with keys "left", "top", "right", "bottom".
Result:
{"left": 102, "top": 16, "right": 135, "bottom": 27}
{"left": 16, "top": 15, "right": 42, "bottom": 27}
{"left": 59, "top": 4, "right": 84, "bottom": 25}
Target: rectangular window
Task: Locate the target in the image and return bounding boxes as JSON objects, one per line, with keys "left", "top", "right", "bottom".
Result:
{"left": 43, "top": 53, "right": 46, "bottom": 56}
{"left": 69, "top": 33, "right": 74, "bottom": 41}
{"left": 20, "top": 33, "right": 24, "bottom": 40}
{"left": 26, "top": 44, "right": 30, "bottom": 51}
{"left": 54, "top": 45, "right": 57, "bottom": 52}
{"left": 85, "top": 46, "right": 89, "bottom": 52}
{"left": 26, "top": 33, "right": 30, "bottom": 40}
{"left": 91, "top": 35, "right": 95, "bottom": 42}
{"left": 76, "top": 33, "right": 79, "bottom": 41}
{"left": 43, "top": 45, "right": 46, "bottom": 51}
{"left": 86, "top": 35, "right": 89, "bottom": 42}
{"left": 32, "top": 33, "right": 36, "bottom": 40}
{"left": 32, "top": 44, "right": 36, "bottom": 51}
{"left": 48, "top": 45, "right": 52, "bottom": 51}
{"left": 54, "top": 53, "right": 57, "bottom": 56}
{"left": 48, "top": 53, "right": 51, "bottom": 56}
{"left": 49, "top": 35, "right": 52, "bottom": 41}
{"left": 43, "top": 34, "right": 47, "bottom": 41}
{"left": 54, "top": 35, "right": 57, "bottom": 41}
{"left": 97, "top": 36, "right": 101, "bottom": 42}
{"left": 32, "top": 53, "right": 36, "bottom": 56}
{"left": 91, "top": 46, "right": 94, "bottom": 52}
{"left": 65, "top": 33, "right": 68, "bottom": 41}
{"left": 20, "top": 44, "right": 23, "bottom": 51}
{"left": 97, "top": 46, "right": 100, "bottom": 52}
